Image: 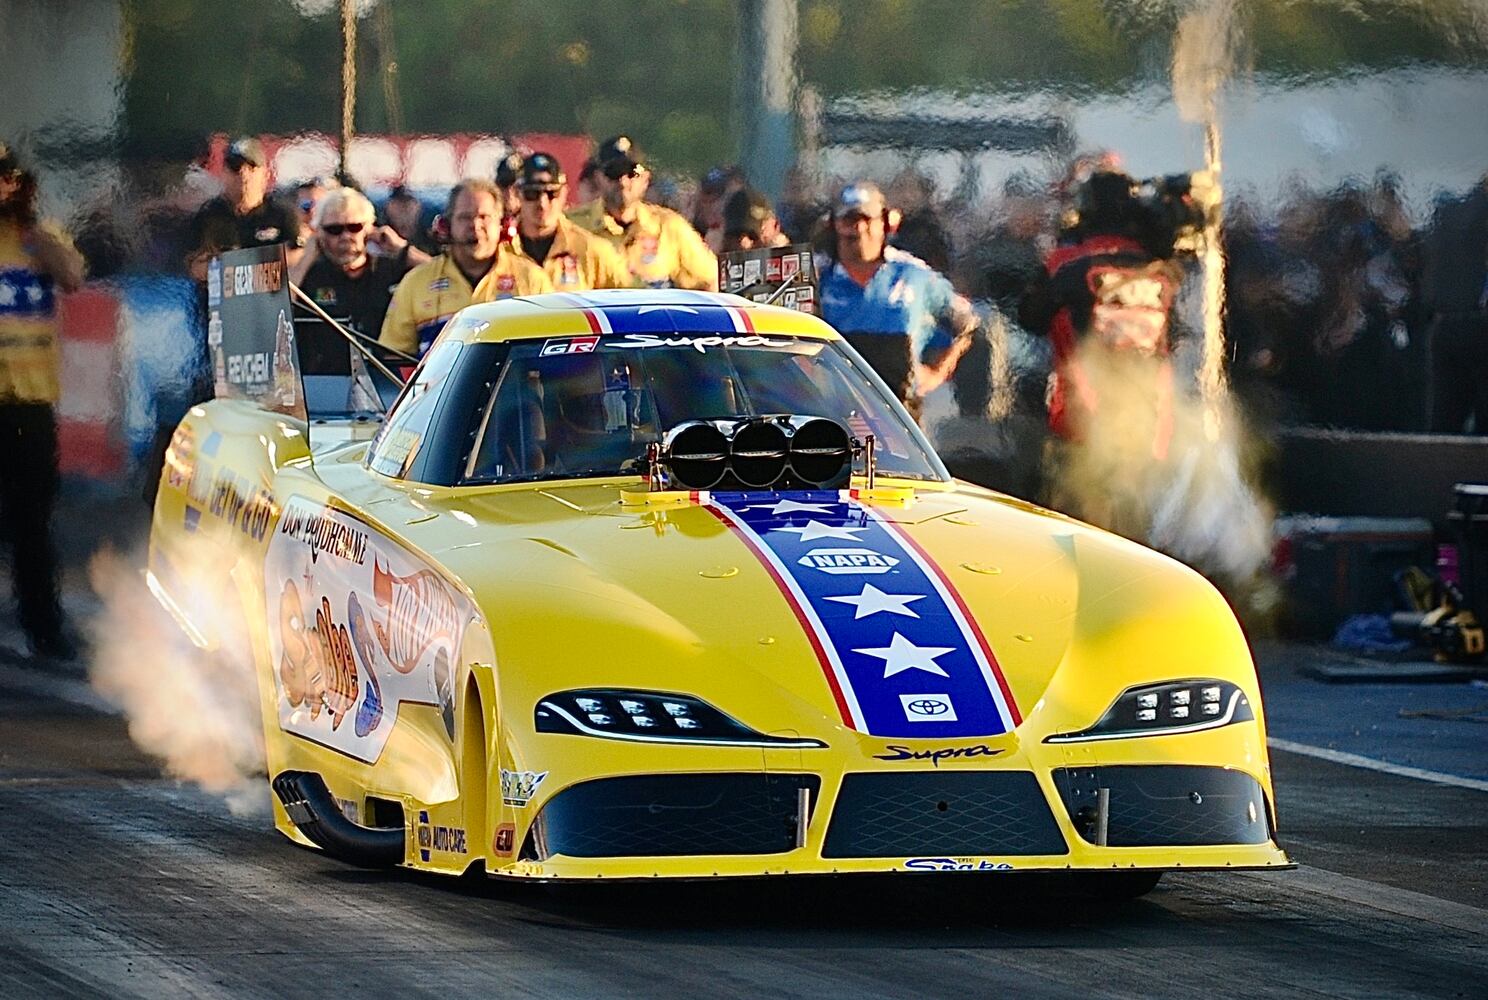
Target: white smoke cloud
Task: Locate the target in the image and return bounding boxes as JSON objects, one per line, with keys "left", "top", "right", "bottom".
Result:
{"left": 86, "top": 547, "right": 269, "bottom": 816}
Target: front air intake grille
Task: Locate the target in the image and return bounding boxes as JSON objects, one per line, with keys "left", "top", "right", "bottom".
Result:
{"left": 535, "top": 773, "right": 820, "bottom": 858}
{"left": 1053, "top": 765, "right": 1271, "bottom": 847}
{"left": 822, "top": 772, "right": 1068, "bottom": 858}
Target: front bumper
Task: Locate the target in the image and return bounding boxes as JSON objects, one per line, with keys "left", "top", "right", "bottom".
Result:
{"left": 493, "top": 757, "right": 1290, "bottom": 880}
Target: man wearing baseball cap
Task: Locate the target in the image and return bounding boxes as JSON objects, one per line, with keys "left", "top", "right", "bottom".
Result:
{"left": 568, "top": 135, "right": 717, "bottom": 290}
{"left": 186, "top": 137, "right": 305, "bottom": 281}
{"left": 818, "top": 180, "right": 980, "bottom": 419}
{"left": 510, "top": 153, "right": 630, "bottom": 291}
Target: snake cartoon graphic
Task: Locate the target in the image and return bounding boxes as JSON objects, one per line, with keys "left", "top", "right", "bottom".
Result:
{"left": 347, "top": 591, "right": 385, "bottom": 738}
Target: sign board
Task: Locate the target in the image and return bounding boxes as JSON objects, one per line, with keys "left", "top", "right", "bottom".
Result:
{"left": 718, "top": 243, "right": 818, "bottom": 315}
{"left": 207, "top": 244, "right": 304, "bottom": 420}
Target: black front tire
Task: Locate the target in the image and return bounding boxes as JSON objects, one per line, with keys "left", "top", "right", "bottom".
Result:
{"left": 1077, "top": 870, "right": 1164, "bottom": 899}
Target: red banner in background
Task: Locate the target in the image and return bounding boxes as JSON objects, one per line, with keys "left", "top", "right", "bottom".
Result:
{"left": 57, "top": 288, "right": 124, "bottom": 479}
{"left": 207, "top": 133, "right": 593, "bottom": 193}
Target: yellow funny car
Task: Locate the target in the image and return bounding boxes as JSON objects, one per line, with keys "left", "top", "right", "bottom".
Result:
{"left": 148, "top": 287, "right": 1289, "bottom": 895}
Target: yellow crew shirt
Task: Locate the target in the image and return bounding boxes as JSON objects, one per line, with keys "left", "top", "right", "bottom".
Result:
{"left": 379, "top": 246, "right": 552, "bottom": 357}
{"left": 0, "top": 220, "right": 78, "bottom": 405}
{"left": 566, "top": 200, "right": 718, "bottom": 291}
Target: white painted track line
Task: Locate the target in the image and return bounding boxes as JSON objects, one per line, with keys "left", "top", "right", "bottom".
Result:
{"left": 1269, "top": 737, "right": 1488, "bottom": 793}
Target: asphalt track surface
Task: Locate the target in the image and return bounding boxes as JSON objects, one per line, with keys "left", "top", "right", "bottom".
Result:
{"left": 0, "top": 635, "right": 1482, "bottom": 1000}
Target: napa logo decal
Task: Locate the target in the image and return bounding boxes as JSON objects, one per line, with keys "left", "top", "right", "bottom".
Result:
{"left": 704, "top": 491, "right": 1021, "bottom": 739}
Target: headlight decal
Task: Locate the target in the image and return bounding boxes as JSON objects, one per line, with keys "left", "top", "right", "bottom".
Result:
{"left": 535, "top": 689, "right": 827, "bottom": 748}
{"left": 1044, "top": 680, "right": 1254, "bottom": 743}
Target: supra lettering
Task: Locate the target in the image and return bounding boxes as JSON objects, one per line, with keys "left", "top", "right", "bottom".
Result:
{"left": 605, "top": 332, "right": 791, "bottom": 353}
{"left": 873, "top": 744, "right": 1004, "bottom": 767}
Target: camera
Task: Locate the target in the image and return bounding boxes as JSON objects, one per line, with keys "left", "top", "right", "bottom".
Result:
{"left": 1064, "top": 169, "right": 1215, "bottom": 258}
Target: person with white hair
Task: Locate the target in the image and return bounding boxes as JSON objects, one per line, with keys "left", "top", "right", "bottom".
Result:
{"left": 293, "top": 187, "right": 428, "bottom": 338}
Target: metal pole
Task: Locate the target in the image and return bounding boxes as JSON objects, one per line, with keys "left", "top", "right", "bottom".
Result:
{"left": 289, "top": 282, "right": 408, "bottom": 388}
{"left": 340, "top": 0, "right": 356, "bottom": 178}
{"left": 736, "top": 0, "right": 798, "bottom": 202}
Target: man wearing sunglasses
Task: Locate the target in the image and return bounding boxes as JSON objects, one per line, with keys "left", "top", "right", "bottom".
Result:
{"left": 292, "top": 188, "right": 428, "bottom": 340}
{"left": 510, "top": 153, "right": 629, "bottom": 291}
{"left": 568, "top": 136, "right": 717, "bottom": 291}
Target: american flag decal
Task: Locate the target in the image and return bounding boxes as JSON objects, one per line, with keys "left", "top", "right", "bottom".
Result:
{"left": 704, "top": 491, "right": 1020, "bottom": 738}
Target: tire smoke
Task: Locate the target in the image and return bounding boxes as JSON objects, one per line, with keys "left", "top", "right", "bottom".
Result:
{"left": 86, "top": 547, "right": 269, "bottom": 815}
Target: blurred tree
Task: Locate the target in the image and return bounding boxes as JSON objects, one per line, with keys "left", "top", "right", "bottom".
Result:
{"left": 119, "top": 0, "right": 1488, "bottom": 170}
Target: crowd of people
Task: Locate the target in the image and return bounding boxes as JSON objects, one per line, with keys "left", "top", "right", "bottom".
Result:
{"left": 8, "top": 128, "right": 1488, "bottom": 662}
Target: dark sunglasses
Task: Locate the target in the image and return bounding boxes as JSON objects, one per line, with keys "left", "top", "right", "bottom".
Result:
{"left": 520, "top": 187, "right": 561, "bottom": 202}
{"left": 602, "top": 164, "right": 643, "bottom": 182}
{"left": 321, "top": 222, "right": 366, "bottom": 236}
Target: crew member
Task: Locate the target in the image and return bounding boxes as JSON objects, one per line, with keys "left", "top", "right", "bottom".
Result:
{"left": 292, "top": 187, "right": 427, "bottom": 340}
{"left": 494, "top": 151, "right": 526, "bottom": 221}
{"left": 380, "top": 179, "right": 552, "bottom": 358}
{"left": 510, "top": 153, "right": 630, "bottom": 291}
{"left": 568, "top": 136, "right": 717, "bottom": 290}
{"left": 817, "top": 181, "right": 979, "bottom": 419}
{"left": 186, "top": 137, "right": 304, "bottom": 281}
{"left": 0, "top": 143, "right": 86, "bottom": 660}
{"left": 721, "top": 187, "right": 789, "bottom": 252}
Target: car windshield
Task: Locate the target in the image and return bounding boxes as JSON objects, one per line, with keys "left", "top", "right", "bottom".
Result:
{"left": 462, "top": 333, "right": 948, "bottom": 485}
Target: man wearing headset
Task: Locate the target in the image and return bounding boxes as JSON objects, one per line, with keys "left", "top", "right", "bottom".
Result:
{"left": 818, "top": 181, "right": 979, "bottom": 420}
{"left": 380, "top": 178, "right": 551, "bottom": 358}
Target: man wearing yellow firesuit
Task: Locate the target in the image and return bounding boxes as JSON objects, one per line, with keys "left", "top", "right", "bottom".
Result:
{"left": 0, "top": 143, "right": 86, "bottom": 660}
{"left": 567, "top": 136, "right": 718, "bottom": 290}
{"left": 380, "top": 178, "right": 552, "bottom": 358}
{"left": 510, "top": 153, "right": 630, "bottom": 291}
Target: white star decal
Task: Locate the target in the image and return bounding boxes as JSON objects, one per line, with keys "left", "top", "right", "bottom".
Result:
{"left": 742, "top": 499, "right": 835, "bottom": 516}
{"left": 825, "top": 583, "right": 925, "bottom": 619}
{"left": 636, "top": 304, "right": 699, "bottom": 314}
{"left": 25, "top": 282, "right": 44, "bottom": 304}
{"left": 0, "top": 282, "right": 15, "bottom": 307}
{"left": 854, "top": 632, "right": 956, "bottom": 678}
{"left": 772, "top": 519, "right": 867, "bottom": 542}
{"left": 857, "top": 633, "right": 958, "bottom": 678}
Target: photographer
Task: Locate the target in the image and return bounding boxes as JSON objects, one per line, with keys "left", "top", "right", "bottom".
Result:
{"left": 0, "top": 143, "right": 86, "bottom": 660}
{"left": 1020, "top": 169, "right": 1194, "bottom": 457}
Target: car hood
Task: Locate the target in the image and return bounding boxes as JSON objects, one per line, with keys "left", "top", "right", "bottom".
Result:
{"left": 424, "top": 483, "right": 1238, "bottom": 741}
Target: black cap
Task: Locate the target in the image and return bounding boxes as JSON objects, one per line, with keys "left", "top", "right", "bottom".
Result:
{"left": 702, "top": 164, "right": 743, "bottom": 196}
{"left": 495, "top": 150, "right": 525, "bottom": 188}
{"left": 225, "top": 136, "right": 266, "bottom": 169}
{"left": 723, "top": 188, "right": 774, "bottom": 238}
{"left": 595, "top": 135, "right": 645, "bottom": 180}
{"left": 518, "top": 152, "right": 567, "bottom": 191}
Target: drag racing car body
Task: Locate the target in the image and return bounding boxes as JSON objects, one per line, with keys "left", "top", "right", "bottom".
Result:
{"left": 148, "top": 288, "right": 1289, "bottom": 889}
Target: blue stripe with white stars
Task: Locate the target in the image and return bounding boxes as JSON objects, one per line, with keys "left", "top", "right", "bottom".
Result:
{"left": 704, "top": 490, "right": 1018, "bottom": 738}
{"left": 0, "top": 268, "right": 56, "bottom": 319}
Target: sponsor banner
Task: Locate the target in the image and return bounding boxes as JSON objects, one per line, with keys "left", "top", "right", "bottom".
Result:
{"left": 718, "top": 243, "right": 817, "bottom": 315}
{"left": 264, "top": 496, "right": 473, "bottom": 763}
{"left": 703, "top": 490, "right": 1019, "bottom": 738}
{"left": 207, "top": 244, "right": 304, "bottom": 420}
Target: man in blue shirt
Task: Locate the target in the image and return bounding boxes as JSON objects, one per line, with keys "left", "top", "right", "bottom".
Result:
{"left": 818, "top": 181, "right": 979, "bottom": 419}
